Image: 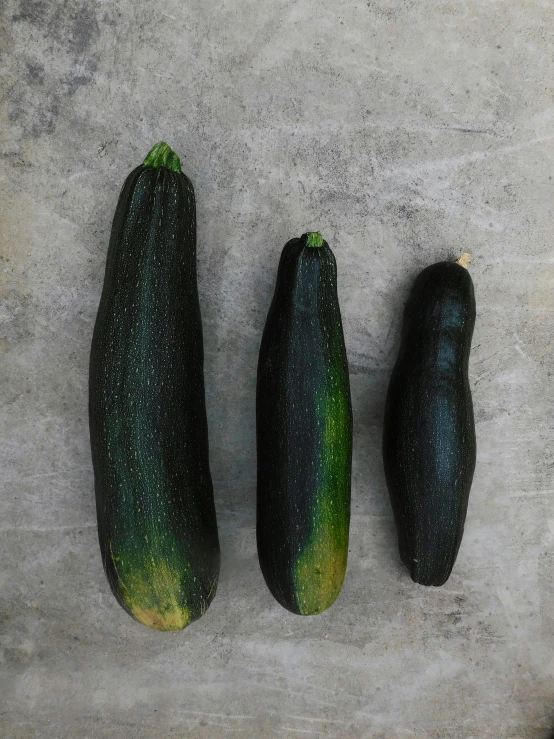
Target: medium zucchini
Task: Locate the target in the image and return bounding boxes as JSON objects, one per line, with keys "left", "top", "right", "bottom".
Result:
{"left": 382, "top": 254, "right": 476, "bottom": 586}
{"left": 257, "top": 232, "right": 352, "bottom": 615}
{"left": 89, "top": 142, "right": 219, "bottom": 630}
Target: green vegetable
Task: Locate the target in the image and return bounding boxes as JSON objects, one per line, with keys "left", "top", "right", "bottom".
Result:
{"left": 382, "top": 254, "right": 476, "bottom": 586}
{"left": 89, "top": 142, "right": 219, "bottom": 630}
{"left": 257, "top": 232, "right": 352, "bottom": 615}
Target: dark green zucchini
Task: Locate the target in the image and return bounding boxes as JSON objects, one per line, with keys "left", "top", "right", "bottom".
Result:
{"left": 257, "top": 232, "right": 352, "bottom": 615}
{"left": 89, "top": 142, "right": 219, "bottom": 630}
{"left": 382, "top": 254, "right": 476, "bottom": 586}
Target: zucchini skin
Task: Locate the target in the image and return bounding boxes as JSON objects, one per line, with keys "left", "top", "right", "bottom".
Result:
{"left": 383, "top": 261, "right": 476, "bottom": 586}
{"left": 257, "top": 234, "right": 352, "bottom": 615}
{"left": 89, "top": 154, "right": 219, "bottom": 630}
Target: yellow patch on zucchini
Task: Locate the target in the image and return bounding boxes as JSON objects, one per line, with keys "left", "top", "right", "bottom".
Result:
{"left": 293, "top": 517, "right": 348, "bottom": 615}
{"left": 110, "top": 545, "right": 191, "bottom": 631}
{"left": 293, "top": 367, "right": 351, "bottom": 615}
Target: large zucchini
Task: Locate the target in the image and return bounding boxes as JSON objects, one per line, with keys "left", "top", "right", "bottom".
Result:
{"left": 89, "top": 142, "right": 219, "bottom": 630}
{"left": 382, "top": 254, "right": 476, "bottom": 586}
{"left": 257, "top": 232, "right": 352, "bottom": 615}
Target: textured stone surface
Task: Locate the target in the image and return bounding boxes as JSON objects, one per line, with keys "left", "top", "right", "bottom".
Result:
{"left": 1, "top": 0, "right": 553, "bottom": 736}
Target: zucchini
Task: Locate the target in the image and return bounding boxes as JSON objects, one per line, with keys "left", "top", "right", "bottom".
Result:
{"left": 257, "top": 232, "right": 352, "bottom": 615}
{"left": 382, "top": 253, "right": 476, "bottom": 586}
{"left": 89, "top": 142, "right": 219, "bottom": 630}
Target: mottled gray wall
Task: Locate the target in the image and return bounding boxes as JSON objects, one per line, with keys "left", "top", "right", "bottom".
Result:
{"left": 1, "top": 0, "right": 554, "bottom": 736}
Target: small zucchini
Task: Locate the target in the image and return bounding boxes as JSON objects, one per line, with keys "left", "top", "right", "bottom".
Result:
{"left": 257, "top": 232, "right": 353, "bottom": 615}
{"left": 383, "top": 253, "right": 476, "bottom": 586}
{"left": 89, "top": 142, "right": 219, "bottom": 630}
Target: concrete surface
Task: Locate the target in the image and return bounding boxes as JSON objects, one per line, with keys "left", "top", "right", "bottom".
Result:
{"left": 1, "top": 0, "right": 554, "bottom": 736}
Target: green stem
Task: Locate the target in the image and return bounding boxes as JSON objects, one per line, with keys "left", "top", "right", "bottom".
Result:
{"left": 143, "top": 142, "right": 181, "bottom": 173}
{"left": 305, "top": 232, "right": 324, "bottom": 248}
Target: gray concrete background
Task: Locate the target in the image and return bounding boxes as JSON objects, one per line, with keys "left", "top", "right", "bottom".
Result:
{"left": 1, "top": 0, "right": 553, "bottom": 736}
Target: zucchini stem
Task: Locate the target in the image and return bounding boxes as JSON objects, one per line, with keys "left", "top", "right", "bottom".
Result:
{"left": 143, "top": 142, "right": 182, "bottom": 173}
{"left": 455, "top": 252, "right": 471, "bottom": 268}
{"left": 305, "top": 232, "right": 324, "bottom": 248}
